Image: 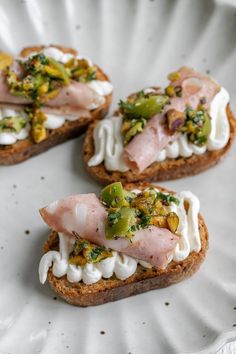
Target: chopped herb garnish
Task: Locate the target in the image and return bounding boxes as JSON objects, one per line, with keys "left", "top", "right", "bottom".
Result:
{"left": 156, "top": 192, "right": 180, "bottom": 206}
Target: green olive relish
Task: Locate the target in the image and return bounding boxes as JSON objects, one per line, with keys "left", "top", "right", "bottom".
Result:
{"left": 100, "top": 182, "right": 180, "bottom": 240}
{"left": 119, "top": 90, "right": 170, "bottom": 145}
{"left": 69, "top": 239, "right": 112, "bottom": 266}
{"left": 5, "top": 53, "right": 97, "bottom": 103}
{"left": 0, "top": 115, "right": 27, "bottom": 133}
{"left": 180, "top": 107, "right": 211, "bottom": 146}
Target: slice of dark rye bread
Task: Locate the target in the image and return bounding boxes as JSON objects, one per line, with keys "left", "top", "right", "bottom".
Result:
{"left": 83, "top": 105, "right": 236, "bottom": 184}
{"left": 0, "top": 45, "right": 112, "bottom": 165}
{"left": 42, "top": 182, "right": 208, "bottom": 307}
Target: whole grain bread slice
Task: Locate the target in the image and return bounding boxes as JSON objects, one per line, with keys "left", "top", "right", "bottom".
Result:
{"left": 0, "top": 45, "right": 112, "bottom": 165}
{"left": 42, "top": 182, "right": 208, "bottom": 307}
{"left": 83, "top": 105, "right": 235, "bottom": 184}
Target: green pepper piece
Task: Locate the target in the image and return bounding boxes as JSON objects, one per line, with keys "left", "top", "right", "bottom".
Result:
{"left": 120, "top": 95, "right": 169, "bottom": 119}
{"left": 0, "top": 116, "right": 27, "bottom": 133}
{"left": 100, "top": 182, "right": 127, "bottom": 207}
{"left": 105, "top": 207, "right": 136, "bottom": 239}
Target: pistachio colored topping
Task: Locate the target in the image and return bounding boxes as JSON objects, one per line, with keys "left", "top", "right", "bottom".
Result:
{"left": 167, "top": 71, "right": 181, "bottom": 82}
{"left": 30, "top": 109, "right": 47, "bottom": 143}
{"left": 64, "top": 57, "right": 97, "bottom": 83}
{"left": 165, "top": 85, "right": 175, "bottom": 97}
{"left": 165, "top": 84, "right": 182, "bottom": 98}
{"left": 69, "top": 239, "right": 112, "bottom": 266}
{"left": 180, "top": 106, "right": 211, "bottom": 146}
{"left": 100, "top": 182, "right": 180, "bottom": 240}
{"left": 119, "top": 90, "right": 169, "bottom": 145}
{"left": 0, "top": 115, "right": 27, "bottom": 133}
{"left": 166, "top": 109, "right": 186, "bottom": 132}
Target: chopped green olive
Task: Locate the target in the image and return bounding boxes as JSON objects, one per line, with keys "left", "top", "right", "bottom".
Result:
{"left": 122, "top": 118, "right": 146, "bottom": 145}
{"left": 100, "top": 182, "right": 128, "bottom": 208}
{"left": 0, "top": 116, "right": 27, "bottom": 133}
{"left": 120, "top": 95, "right": 169, "bottom": 119}
{"left": 180, "top": 107, "right": 211, "bottom": 146}
{"left": 105, "top": 207, "right": 136, "bottom": 239}
{"left": 47, "top": 58, "right": 70, "bottom": 85}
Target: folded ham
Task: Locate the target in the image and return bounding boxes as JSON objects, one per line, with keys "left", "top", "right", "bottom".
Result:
{"left": 123, "top": 67, "right": 221, "bottom": 172}
{"left": 124, "top": 114, "right": 176, "bottom": 172}
{"left": 40, "top": 193, "right": 179, "bottom": 269}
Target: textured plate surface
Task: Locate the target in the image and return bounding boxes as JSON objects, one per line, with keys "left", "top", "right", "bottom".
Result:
{"left": 0, "top": 0, "right": 236, "bottom": 353}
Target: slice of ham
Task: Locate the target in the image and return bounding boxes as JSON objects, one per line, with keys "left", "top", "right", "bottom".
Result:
{"left": 44, "top": 81, "right": 105, "bottom": 109}
{"left": 123, "top": 66, "right": 221, "bottom": 172}
{"left": 170, "top": 66, "right": 220, "bottom": 110}
{"left": 0, "top": 63, "right": 105, "bottom": 110}
{"left": 0, "top": 102, "right": 91, "bottom": 118}
{"left": 40, "top": 194, "right": 179, "bottom": 269}
{"left": 123, "top": 114, "right": 176, "bottom": 172}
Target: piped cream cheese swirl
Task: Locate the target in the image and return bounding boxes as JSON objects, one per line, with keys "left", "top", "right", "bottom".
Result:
{"left": 88, "top": 87, "right": 230, "bottom": 170}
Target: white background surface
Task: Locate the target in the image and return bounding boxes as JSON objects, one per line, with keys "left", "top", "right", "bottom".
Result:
{"left": 0, "top": 0, "right": 236, "bottom": 353}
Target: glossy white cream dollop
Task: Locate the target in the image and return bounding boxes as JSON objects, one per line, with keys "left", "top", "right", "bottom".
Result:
{"left": 88, "top": 116, "right": 129, "bottom": 172}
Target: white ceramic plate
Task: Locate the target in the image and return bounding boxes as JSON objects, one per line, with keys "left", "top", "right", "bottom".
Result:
{"left": 0, "top": 0, "right": 236, "bottom": 353}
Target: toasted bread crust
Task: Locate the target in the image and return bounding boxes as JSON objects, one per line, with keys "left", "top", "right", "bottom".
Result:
{"left": 83, "top": 105, "right": 235, "bottom": 184}
{"left": 43, "top": 182, "right": 209, "bottom": 306}
{"left": 0, "top": 45, "right": 112, "bottom": 165}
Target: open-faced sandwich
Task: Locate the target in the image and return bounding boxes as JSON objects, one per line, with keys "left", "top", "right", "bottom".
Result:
{"left": 0, "top": 45, "right": 112, "bottom": 164}
{"left": 84, "top": 67, "right": 235, "bottom": 183}
{"left": 39, "top": 181, "right": 208, "bottom": 306}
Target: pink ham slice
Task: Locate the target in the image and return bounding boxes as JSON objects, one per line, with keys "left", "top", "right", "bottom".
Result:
{"left": 170, "top": 66, "right": 220, "bottom": 110}
{"left": 123, "top": 114, "right": 175, "bottom": 172}
{"left": 40, "top": 193, "right": 179, "bottom": 269}
{"left": 123, "top": 66, "right": 221, "bottom": 172}
{"left": 44, "top": 81, "right": 104, "bottom": 109}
